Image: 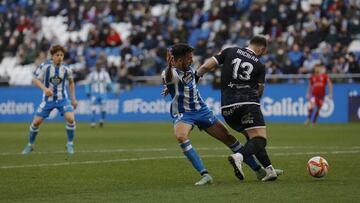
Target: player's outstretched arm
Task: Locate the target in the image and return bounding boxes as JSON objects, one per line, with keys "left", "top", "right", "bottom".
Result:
{"left": 197, "top": 57, "right": 218, "bottom": 77}
{"left": 69, "top": 78, "right": 78, "bottom": 109}
{"left": 327, "top": 77, "right": 333, "bottom": 99}
{"left": 32, "top": 78, "right": 53, "bottom": 97}
{"left": 161, "top": 85, "right": 169, "bottom": 97}
{"left": 165, "top": 49, "right": 174, "bottom": 84}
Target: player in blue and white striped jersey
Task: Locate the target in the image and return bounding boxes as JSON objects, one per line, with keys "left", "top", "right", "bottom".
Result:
{"left": 22, "top": 45, "right": 78, "bottom": 155}
{"left": 161, "top": 43, "right": 270, "bottom": 185}
{"left": 85, "top": 61, "right": 113, "bottom": 128}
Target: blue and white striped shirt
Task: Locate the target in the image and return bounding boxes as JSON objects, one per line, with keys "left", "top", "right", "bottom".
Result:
{"left": 33, "top": 60, "right": 73, "bottom": 102}
{"left": 162, "top": 67, "right": 207, "bottom": 117}
{"left": 86, "top": 69, "right": 112, "bottom": 94}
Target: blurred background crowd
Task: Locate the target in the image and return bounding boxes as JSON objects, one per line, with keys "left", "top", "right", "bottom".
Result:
{"left": 0, "top": 0, "right": 359, "bottom": 87}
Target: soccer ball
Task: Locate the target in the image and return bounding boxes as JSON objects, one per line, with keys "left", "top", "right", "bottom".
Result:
{"left": 307, "top": 156, "right": 329, "bottom": 178}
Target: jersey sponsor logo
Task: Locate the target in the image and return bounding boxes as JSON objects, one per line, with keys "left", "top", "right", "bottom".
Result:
{"left": 182, "top": 72, "right": 193, "bottom": 84}
{"left": 261, "top": 96, "right": 334, "bottom": 118}
{"left": 241, "top": 112, "right": 254, "bottom": 124}
{"left": 221, "top": 104, "right": 241, "bottom": 117}
{"left": 227, "top": 82, "right": 250, "bottom": 89}
{"left": 50, "top": 75, "right": 63, "bottom": 85}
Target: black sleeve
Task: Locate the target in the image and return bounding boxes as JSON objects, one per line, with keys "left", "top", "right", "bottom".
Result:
{"left": 213, "top": 48, "right": 230, "bottom": 65}
{"left": 258, "top": 64, "right": 266, "bottom": 83}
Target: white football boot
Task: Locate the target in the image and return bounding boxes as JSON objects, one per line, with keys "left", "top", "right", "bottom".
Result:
{"left": 228, "top": 153, "right": 245, "bottom": 180}
{"left": 261, "top": 165, "right": 278, "bottom": 181}
{"left": 195, "top": 174, "right": 213, "bottom": 186}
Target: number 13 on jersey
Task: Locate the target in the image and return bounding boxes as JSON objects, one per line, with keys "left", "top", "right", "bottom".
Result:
{"left": 232, "top": 58, "right": 254, "bottom": 81}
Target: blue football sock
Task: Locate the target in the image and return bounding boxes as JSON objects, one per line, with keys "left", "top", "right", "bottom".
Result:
{"left": 229, "top": 140, "right": 261, "bottom": 171}
{"left": 101, "top": 111, "right": 106, "bottom": 121}
{"left": 180, "top": 140, "right": 208, "bottom": 175}
{"left": 91, "top": 110, "right": 96, "bottom": 123}
{"left": 28, "top": 123, "right": 39, "bottom": 145}
{"left": 66, "top": 122, "right": 76, "bottom": 144}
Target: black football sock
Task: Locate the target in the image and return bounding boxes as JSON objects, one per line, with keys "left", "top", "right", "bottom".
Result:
{"left": 238, "top": 139, "right": 257, "bottom": 159}
{"left": 252, "top": 136, "right": 272, "bottom": 168}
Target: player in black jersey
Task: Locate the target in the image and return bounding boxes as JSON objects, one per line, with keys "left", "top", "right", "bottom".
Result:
{"left": 197, "top": 35, "right": 279, "bottom": 181}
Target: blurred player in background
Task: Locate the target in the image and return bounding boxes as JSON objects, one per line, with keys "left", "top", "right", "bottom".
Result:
{"left": 162, "top": 43, "right": 281, "bottom": 185}
{"left": 22, "top": 45, "right": 77, "bottom": 155}
{"left": 85, "top": 61, "right": 113, "bottom": 128}
{"left": 197, "top": 35, "right": 279, "bottom": 181}
{"left": 305, "top": 64, "right": 333, "bottom": 127}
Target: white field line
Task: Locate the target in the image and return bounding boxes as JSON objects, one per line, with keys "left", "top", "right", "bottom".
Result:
{"left": 0, "top": 150, "right": 359, "bottom": 169}
{"left": 1, "top": 146, "right": 360, "bottom": 156}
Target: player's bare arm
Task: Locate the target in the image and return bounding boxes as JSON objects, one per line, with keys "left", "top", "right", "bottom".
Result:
{"left": 197, "top": 57, "right": 218, "bottom": 76}
{"left": 165, "top": 49, "right": 174, "bottom": 84}
{"left": 161, "top": 85, "right": 169, "bottom": 97}
{"left": 33, "top": 78, "right": 53, "bottom": 96}
{"left": 327, "top": 78, "right": 333, "bottom": 99}
{"left": 68, "top": 78, "right": 78, "bottom": 109}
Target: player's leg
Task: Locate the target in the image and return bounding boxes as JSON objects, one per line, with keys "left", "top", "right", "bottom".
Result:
{"left": 204, "top": 120, "right": 262, "bottom": 172}
{"left": 174, "top": 120, "right": 212, "bottom": 185}
{"left": 22, "top": 102, "right": 52, "bottom": 154}
{"left": 312, "top": 98, "right": 323, "bottom": 125}
{"left": 90, "top": 96, "right": 97, "bottom": 127}
{"left": 60, "top": 101, "right": 76, "bottom": 154}
{"left": 242, "top": 130, "right": 283, "bottom": 180}
{"left": 305, "top": 97, "right": 315, "bottom": 127}
{"left": 242, "top": 128, "right": 277, "bottom": 181}
{"left": 224, "top": 105, "right": 277, "bottom": 181}
{"left": 99, "top": 97, "right": 106, "bottom": 128}
{"left": 22, "top": 116, "right": 44, "bottom": 154}
{"left": 64, "top": 112, "right": 76, "bottom": 154}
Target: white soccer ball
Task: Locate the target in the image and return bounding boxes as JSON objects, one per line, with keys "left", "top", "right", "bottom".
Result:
{"left": 307, "top": 156, "right": 329, "bottom": 178}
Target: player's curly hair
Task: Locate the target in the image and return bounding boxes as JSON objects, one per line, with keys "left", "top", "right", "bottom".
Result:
{"left": 49, "top": 45, "right": 67, "bottom": 55}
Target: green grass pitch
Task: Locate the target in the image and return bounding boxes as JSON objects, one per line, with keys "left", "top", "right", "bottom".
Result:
{"left": 0, "top": 122, "right": 359, "bottom": 202}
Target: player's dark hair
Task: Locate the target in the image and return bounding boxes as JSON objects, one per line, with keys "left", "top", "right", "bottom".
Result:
{"left": 171, "top": 43, "right": 194, "bottom": 60}
{"left": 50, "top": 45, "right": 66, "bottom": 55}
{"left": 250, "top": 35, "right": 268, "bottom": 48}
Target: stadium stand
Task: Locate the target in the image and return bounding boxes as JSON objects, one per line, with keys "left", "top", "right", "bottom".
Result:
{"left": 0, "top": 0, "right": 359, "bottom": 86}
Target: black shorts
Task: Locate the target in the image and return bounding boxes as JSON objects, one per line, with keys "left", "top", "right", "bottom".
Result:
{"left": 222, "top": 104, "right": 266, "bottom": 133}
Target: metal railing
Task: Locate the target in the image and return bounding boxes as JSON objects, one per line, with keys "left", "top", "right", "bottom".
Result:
{"left": 131, "top": 73, "right": 360, "bottom": 85}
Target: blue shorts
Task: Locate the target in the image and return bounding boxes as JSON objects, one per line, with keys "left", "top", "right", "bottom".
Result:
{"left": 35, "top": 100, "right": 74, "bottom": 118}
{"left": 172, "top": 108, "right": 219, "bottom": 130}
{"left": 91, "top": 94, "right": 107, "bottom": 105}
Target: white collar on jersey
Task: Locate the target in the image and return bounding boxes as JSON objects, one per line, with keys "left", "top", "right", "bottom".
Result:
{"left": 245, "top": 47, "right": 256, "bottom": 55}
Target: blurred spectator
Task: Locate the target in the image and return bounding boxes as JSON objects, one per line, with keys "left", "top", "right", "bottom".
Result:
{"left": 0, "top": 0, "right": 358, "bottom": 86}
{"left": 299, "top": 46, "right": 320, "bottom": 74}
{"left": 347, "top": 53, "right": 360, "bottom": 74}
{"left": 287, "top": 43, "right": 303, "bottom": 74}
